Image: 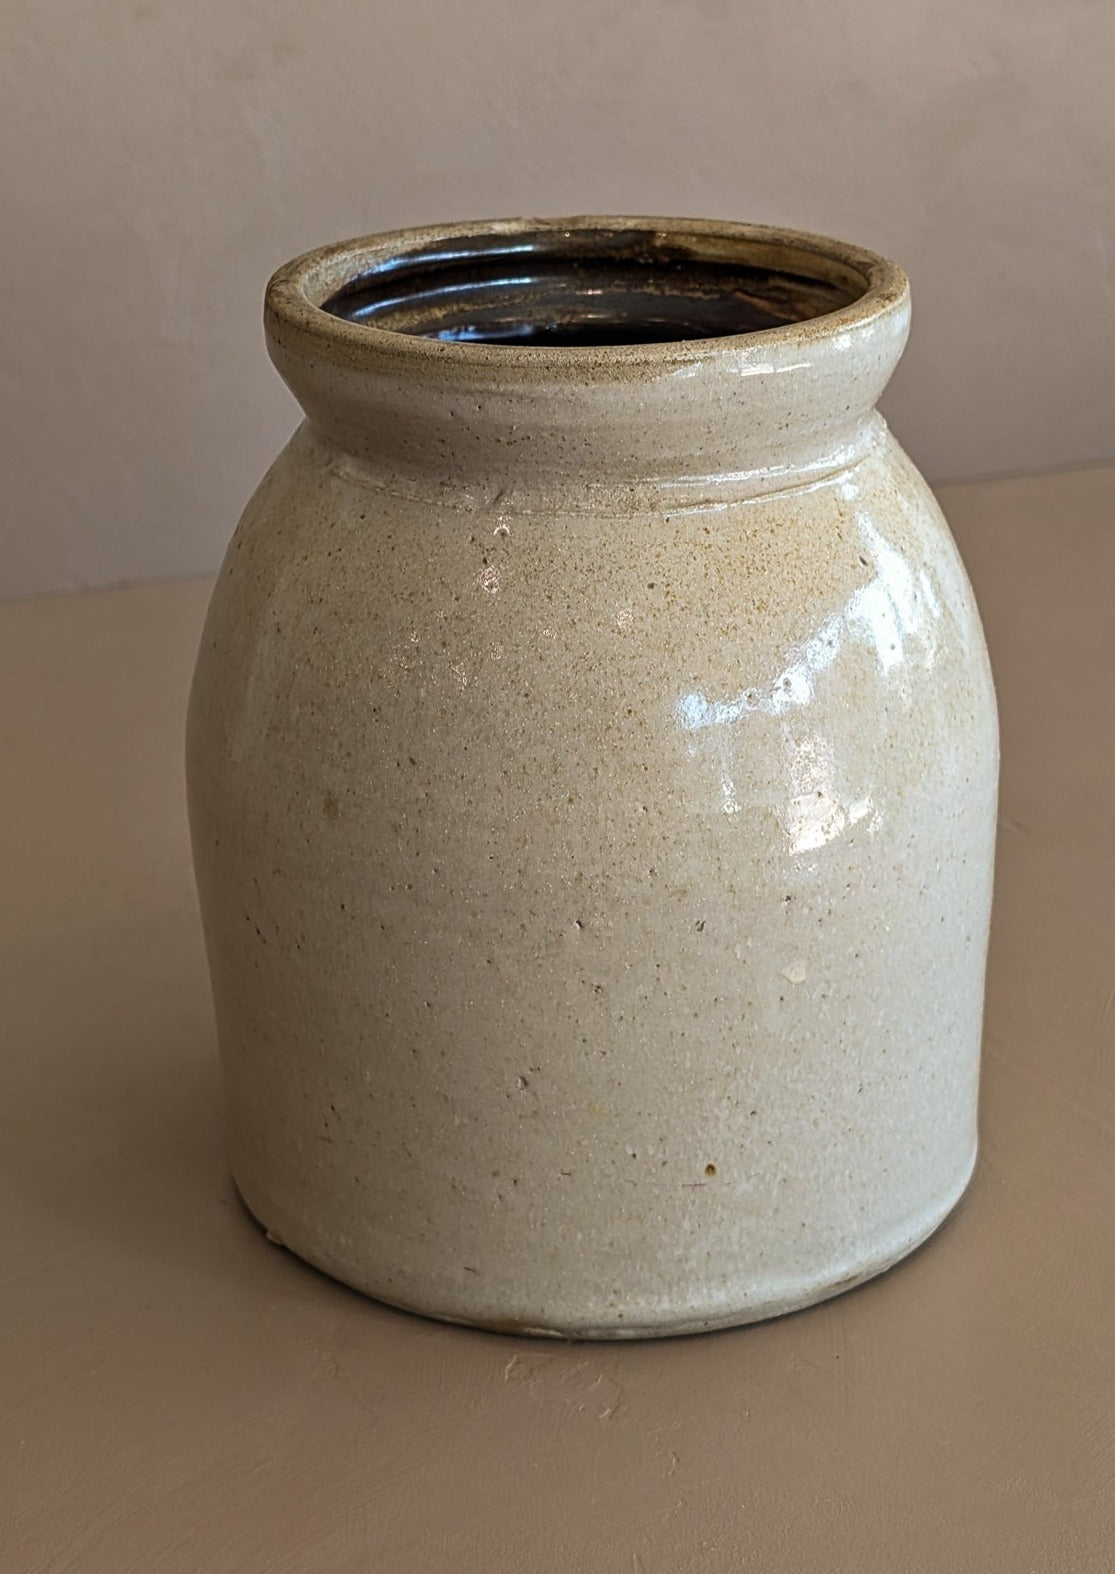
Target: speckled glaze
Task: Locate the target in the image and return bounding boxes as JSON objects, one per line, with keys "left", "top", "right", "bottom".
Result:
{"left": 187, "top": 218, "right": 998, "bottom": 1338}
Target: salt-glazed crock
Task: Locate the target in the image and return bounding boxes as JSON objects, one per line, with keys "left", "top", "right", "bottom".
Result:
{"left": 187, "top": 217, "right": 998, "bottom": 1338}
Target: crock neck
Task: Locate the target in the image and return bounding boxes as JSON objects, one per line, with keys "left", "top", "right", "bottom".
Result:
{"left": 264, "top": 217, "right": 910, "bottom": 508}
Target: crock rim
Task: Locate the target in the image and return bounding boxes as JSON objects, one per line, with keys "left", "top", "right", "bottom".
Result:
{"left": 264, "top": 215, "right": 909, "bottom": 375}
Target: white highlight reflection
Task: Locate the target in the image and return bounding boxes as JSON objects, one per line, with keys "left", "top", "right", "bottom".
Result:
{"left": 782, "top": 733, "right": 876, "bottom": 853}
{"left": 676, "top": 516, "right": 939, "bottom": 733}
{"left": 675, "top": 515, "right": 942, "bottom": 843}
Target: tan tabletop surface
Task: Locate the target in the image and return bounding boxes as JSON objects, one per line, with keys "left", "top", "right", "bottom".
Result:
{"left": 3, "top": 464, "right": 1114, "bottom": 1572}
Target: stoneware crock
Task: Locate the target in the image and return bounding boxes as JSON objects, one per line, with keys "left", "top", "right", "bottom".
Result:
{"left": 186, "top": 217, "right": 998, "bottom": 1338}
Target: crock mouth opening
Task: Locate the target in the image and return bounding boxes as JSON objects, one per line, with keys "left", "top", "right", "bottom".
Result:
{"left": 268, "top": 218, "right": 908, "bottom": 366}
{"left": 319, "top": 225, "right": 872, "bottom": 348}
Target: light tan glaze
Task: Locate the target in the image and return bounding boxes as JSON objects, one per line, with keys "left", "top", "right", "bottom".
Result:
{"left": 187, "top": 218, "right": 997, "bottom": 1336}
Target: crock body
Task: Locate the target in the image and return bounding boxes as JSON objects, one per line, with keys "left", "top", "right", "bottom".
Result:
{"left": 187, "top": 219, "right": 997, "bottom": 1336}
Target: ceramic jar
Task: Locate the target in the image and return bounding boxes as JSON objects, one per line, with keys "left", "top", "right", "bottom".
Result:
{"left": 187, "top": 218, "right": 998, "bottom": 1337}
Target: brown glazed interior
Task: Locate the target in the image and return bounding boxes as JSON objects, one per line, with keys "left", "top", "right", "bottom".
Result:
{"left": 320, "top": 226, "right": 869, "bottom": 347}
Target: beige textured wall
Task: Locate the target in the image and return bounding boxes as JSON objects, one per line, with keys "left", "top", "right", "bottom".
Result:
{"left": 3, "top": 0, "right": 1113, "bottom": 597}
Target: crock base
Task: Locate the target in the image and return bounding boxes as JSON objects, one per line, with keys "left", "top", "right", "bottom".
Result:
{"left": 234, "top": 1147, "right": 976, "bottom": 1341}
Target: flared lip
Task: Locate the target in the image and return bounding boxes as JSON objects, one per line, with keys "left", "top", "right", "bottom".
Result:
{"left": 264, "top": 215, "right": 909, "bottom": 377}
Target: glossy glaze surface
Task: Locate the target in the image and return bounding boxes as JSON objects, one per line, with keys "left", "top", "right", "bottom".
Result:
{"left": 187, "top": 218, "right": 998, "bottom": 1336}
